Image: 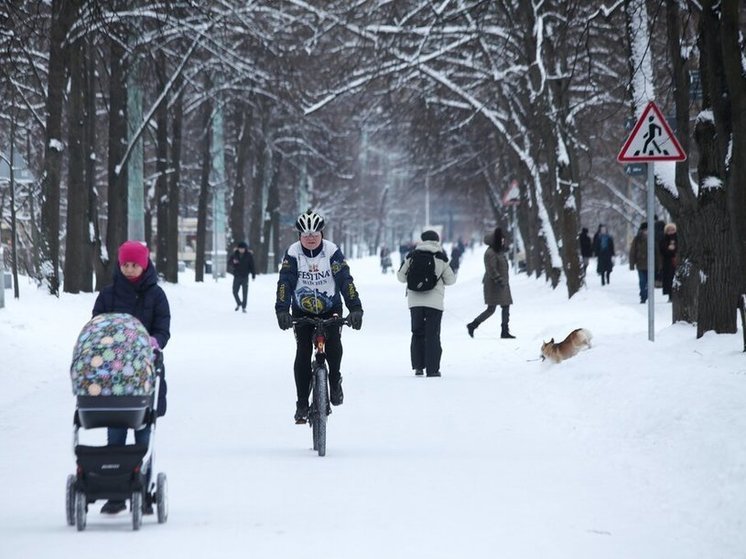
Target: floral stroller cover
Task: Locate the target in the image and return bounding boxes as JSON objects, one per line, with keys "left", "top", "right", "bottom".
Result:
{"left": 70, "top": 313, "right": 155, "bottom": 398}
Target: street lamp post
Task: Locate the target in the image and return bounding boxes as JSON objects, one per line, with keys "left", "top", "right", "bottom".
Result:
{"left": 425, "top": 173, "right": 430, "bottom": 227}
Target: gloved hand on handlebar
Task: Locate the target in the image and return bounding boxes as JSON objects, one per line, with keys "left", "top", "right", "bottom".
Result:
{"left": 276, "top": 311, "right": 293, "bottom": 330}
{"left": 348, "top": 310, "right": 363, "bottom": 330}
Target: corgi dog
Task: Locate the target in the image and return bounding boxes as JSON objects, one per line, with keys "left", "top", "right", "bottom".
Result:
{"left": 541, "top": 328, "right": 592, "bottom": 363}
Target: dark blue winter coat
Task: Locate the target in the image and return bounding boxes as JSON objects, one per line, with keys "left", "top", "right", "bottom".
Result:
{"left": 92, "top": 261, "right": 171, "bottom": 349}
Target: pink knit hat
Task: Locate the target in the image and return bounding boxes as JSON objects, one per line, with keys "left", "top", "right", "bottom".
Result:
{"left": 118, "top": 241, "right": 149, "bottom": 269}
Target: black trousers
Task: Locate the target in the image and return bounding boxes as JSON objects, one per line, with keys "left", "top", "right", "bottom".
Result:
{"left": 471, "top": 304, "right": 510, "bottom": 332}
{"left": 293, "top": 317, "right": 342, "bottom": 404}
{"left": 232, "top": 276, "right": 248, "bottom": 308}
{"left": 409, "top": 307, "right": 443, "bottom": 376}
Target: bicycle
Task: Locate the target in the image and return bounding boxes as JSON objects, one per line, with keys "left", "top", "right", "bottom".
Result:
{"left": 292, "top": 314, "right": 350, "bottom": 457}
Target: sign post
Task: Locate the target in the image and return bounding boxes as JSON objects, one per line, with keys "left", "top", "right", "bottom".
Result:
{"left": 617, "top": 101, "right": 686, "bottom": 341}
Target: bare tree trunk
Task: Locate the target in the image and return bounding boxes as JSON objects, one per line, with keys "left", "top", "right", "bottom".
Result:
{"left": 556, "top": 157, "right": 581, "bottom": 297}
{"left": 373, "top": 185, "right": 389, "bottom": 250}
{"left": 693, "top": 95, "right": 737, "bottom": 336}
{"left": 662, "top": 0, "right": 697, "bottom": 322}
{"left": 87, "top": 39, "right": 106, "bottom": 290}
{"left": 40, "top": 0, "right": 79, "bottom": 295}
{"left": 262, "top": 152, "right": 282, "bottom": 272}
{"left": 195, "top": 96, "right": 212, "bottom": 283}
{"left": 517, "top": 171, "right": 539, "bottom": 277}
{"left": 8, "top": 94, "right": 20, "bottom": 299}
{"left": 106, "top": 35, "right": 128, "bottom": 280}
{"left": 720, "top": 0, "right": 746, "bottom": 312}
{"left": 249, "top": 134, "right": 267, "bottom": 273}
{"left": 155, "top": 54, "right": 169, "bottom": 274}
{"left": 165, "top": 79, "right": 182, "bottom": 283}
{"left": 63, "top": 34, "right": 89, "bottom": 293}
{"left": 691, "top": 0, "right": 739, "bottom": 336}
{"left": 229, "top": 104, "right": 251, "bottom": 246}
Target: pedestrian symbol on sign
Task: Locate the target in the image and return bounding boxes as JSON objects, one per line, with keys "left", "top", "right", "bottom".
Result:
{"left": 634, "top": 116, "right": 669, "bottom": 157}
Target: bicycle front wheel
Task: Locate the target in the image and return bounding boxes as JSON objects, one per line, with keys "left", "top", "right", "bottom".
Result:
{"left": 312, "top": 365, "right": 328, "bottom": 457}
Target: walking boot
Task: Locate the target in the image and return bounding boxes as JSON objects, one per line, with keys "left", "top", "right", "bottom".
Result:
{"left": 466, "top": 322, "right": 476, "bottom": 338}
{"left": 101, "top": 500, "right": 127, "bottom": 514}
{"left": 294, "top": 401, "right": 309, "bottom": 424}
{"left": 501, "top": 329, "right": 515, "bottom": 339}
{"left": 330, "top": 377, "right": 344, "bottom": 406}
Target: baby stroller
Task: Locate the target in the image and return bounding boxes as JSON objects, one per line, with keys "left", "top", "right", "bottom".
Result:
{"left": 65, "top": 313, "right": 169, "bottom": 531}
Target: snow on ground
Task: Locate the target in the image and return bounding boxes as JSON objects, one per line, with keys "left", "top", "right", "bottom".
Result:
{"left": 1, "top": 245, "right": 745, "bottom": 559}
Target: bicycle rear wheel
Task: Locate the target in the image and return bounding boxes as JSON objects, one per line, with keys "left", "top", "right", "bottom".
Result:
{"left": 312, "top": 365, "right": 328, "bottom": 457}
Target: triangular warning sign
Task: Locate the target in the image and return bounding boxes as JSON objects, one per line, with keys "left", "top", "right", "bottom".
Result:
{"left": 618, "top": 101, "right": 686, "bottom": 162}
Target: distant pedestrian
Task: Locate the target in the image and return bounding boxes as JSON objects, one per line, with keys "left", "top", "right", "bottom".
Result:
{"left": 398, "top": 242, "right": 412, "bottom": 268}
{"left": 629, "top": 222, "right": 650, "bottom": 303}
{"left": 578, "top": 227, "right": 593, "bottom": 285}
{"left": 654, "top": 215, "right": 665, "bottom": 286}
{"left": 593, "top": 224, "right": 615, "bottom": 286}
{"left": 397, "top": 230, "right": 457, "bottom": 377}
{"left": 466, "top": 227, "right": 515, "bottom": 339}
{"left": 659, "top": 223, "right": 678, "bottom": 301}
{"left": 227, "top": 241, "right": 256, "bottom": 312}
{"left": 450, "top": 242, "right": 464, "bottom": 273}
{"left": 380, "top": 245, "right": 392, "bottom": 274}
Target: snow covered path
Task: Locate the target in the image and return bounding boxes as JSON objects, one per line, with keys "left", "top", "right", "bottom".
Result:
{"left": 1, "top": 248, "right": 744, "bottom": 558}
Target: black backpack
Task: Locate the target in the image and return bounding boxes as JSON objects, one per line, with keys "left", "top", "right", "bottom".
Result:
{"left": 406, "top": 250, "right": 441, "bottom": 292}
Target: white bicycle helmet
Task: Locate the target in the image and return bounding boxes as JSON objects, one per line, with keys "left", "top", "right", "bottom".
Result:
{"left": 295, "top": 210, "right": 325, "bottom": 233}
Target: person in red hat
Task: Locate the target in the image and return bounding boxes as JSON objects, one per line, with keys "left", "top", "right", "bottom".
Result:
{"left": 91, "top": 240, "right": 171, "bottom": 515}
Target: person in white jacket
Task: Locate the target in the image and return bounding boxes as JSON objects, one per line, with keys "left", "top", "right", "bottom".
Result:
{"left": 397, "top": 230, "right": 457, "bottom": 377}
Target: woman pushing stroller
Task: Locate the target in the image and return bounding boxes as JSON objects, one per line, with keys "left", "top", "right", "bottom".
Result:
{"left": 92, "top": 240, "right": 171, "bottom": 514}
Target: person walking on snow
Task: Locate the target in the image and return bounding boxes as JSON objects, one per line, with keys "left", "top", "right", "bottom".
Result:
{"left": 578, "top": 227, "right": 593, "bottom": 285}
{"left": 593, "top": 224, "right": 615, "bottom": 286}
{"left": 397, "top": 230, "right": 457, "bottom": 377}
{"left": 629, "top": 222, "right": 657, "bottom": 304}
{"left": 466, "top": 227, "right": 515, "bottom": 339}
{"left": 92, "top": 240, "right": 171, "bottom": 515}
{"left": 228, "top": 241, "right": 256, "bottom": 312}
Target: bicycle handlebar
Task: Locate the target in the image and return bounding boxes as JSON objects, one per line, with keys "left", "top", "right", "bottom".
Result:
{"left": 291, "top": 315, "right": 351, "bottom": 328}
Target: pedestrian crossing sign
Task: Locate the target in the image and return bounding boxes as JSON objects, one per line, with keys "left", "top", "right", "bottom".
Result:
{"left": 617, "top": 101, "right": 686, "bottom": 162}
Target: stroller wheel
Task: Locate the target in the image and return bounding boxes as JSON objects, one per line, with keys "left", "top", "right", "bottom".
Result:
{"left": 65, "top": 475, "right": 75, "bottom": 526}
{"left": 156, "top": 473, "right": 168, "bottom": 524}
{"left": 131, "top": 492, "right": 142, "bottom": 531}
{"left": 75, "top": 491, "right": 87, "bottom": 532}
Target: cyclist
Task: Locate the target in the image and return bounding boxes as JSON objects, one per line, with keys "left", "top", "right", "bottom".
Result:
{"left": 275, "top": 210, "right": 363, "bottom": 424}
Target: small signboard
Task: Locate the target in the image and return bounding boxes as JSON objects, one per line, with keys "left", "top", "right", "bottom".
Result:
{"left": 618, "top": 102, "right": 686, "bottom": 162}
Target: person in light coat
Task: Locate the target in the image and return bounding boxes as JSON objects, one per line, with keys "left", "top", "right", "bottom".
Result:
{"left": 397, "top": 230, "right": 457, "bottom": 377}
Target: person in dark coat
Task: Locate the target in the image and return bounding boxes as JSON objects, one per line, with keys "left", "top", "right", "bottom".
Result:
{"left": 578, "top": 227, "right": 593, "bottom": 285}
{"left": 593, "top": 224, "right": 615, "bottom": 286}
{"left": 228, "top": 241, "right": 256, "bottom": 312}
{"left": 654, "top": 215, "right": 665, "bottom": 287}
{"left": 659, "top": 223, "right": 678, "bottom": 300}
{"left": 466, "top": 227, "right": 515, "bottom": 339}
{"left": 629, "top": 222, "right": 651, "bottom": 303}
{"left": 450, "top": 242, "right": 464, "bottom": 273}
{"left": 380, "top": 245, "right": 392, "bottom": 273}
{"left": 92, "top": 240, "right": 171, "bottom": 514}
